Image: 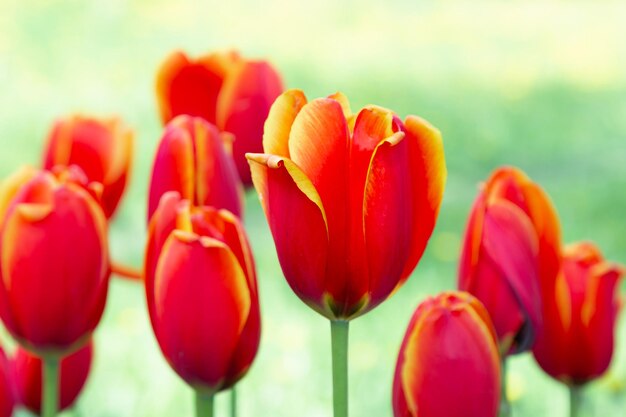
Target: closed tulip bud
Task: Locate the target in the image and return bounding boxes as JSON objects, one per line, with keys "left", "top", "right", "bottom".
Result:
{"left": 533, "top": 242, "right": 623, "bottom": 385}
{"left": 458, "top": 167, "right": 561, "bottom": 354}
{"left": 0, "top": 347, "right": 15, "bottom": 417}
{"left": 148, "top": 115, "right": 243, "bottom": 222}
{"left": 0, "top": 166, "right": 109, "bottom": 356}
{"left": 42, "top": 114, "right": 134, "bottom": 218}
{"left": 393, "top": 291, "right": 501, "bottom": 417}
{"left": 247, "top": 90, "right": 446, "bottom": 320}
{"left": 156, "top": 50, "right": 284, "bottom": 185}
{"left": 145, "top": 191, "right": 260, "bottom": 391}
{"left": 13, "top": 340, "right": 93, "bottom": 414}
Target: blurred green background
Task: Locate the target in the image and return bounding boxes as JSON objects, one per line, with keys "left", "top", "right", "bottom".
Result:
{"left": 1, "top": 0, "right": 625, "bottom": 415}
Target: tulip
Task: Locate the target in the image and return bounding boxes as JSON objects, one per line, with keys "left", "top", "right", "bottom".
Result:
{"left": 0, "top": 347, "right": 15, "bottom": 417}
{"left": 148, "top": 115, "right": 243, "bottom": 222}
{"left": 156, "top": 50, "right": 284, "bottom": 185}
{"left": 533, "top": 242, "right": 623, "bottom": 417}
{"left": 42, "top": 114, "right": 133, "bottom": 219}
{"left": 0, "top": 166, "right": 109, "bottom": 417}
{"left": 247, "top": 90, "right": 446, "bottom": 417}
{"left": 145, "top": 191, "right": 260, "bottom": 417}
{"left": 13, "top": 340, "right": 93, "bottom": 415}
{"left": 393, "top": 291, "right": 501, "bottom": 417}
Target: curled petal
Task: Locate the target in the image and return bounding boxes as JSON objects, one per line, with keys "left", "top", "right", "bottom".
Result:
{"left": 263, "top": 89, "right": 308, "bottom": 157}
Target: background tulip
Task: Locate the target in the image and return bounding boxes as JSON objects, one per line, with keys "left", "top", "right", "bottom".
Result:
{"left": 392, "top": 291, "right": 501, "bottom": 417}
{"left": 0, "top": 347, "right": 14, "bottom": 417}
{"left": 156, "top": 49, "right": 284, "bottom": 185}
{"left": 147, "top": 115, "right": 243, "bottom": 222}
{"left": 42, "top": 114, "right": 134, "bottom": 219}
{"left": 13, "top": 340, "right": 93, "bottom": 414}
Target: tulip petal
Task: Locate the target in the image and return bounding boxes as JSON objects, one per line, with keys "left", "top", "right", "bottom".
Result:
{"left": 263, "top": 89, "right": 307, "bottom": 157}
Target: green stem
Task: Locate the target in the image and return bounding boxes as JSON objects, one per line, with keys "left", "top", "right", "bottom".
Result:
{"left": 195, "top": 390, "right": 214, "bottom": 417}
{"left": 569, "top": 385, "right": 581, "bottom": 417}
{"left": 330, "top": 320, "right": 349, "bottom": 417}
{"left": 499, "top": 358, "right": 511, "bottom": 417}
{"left": 230, "top": 387, "right": 237, "bottom": 417}
{"left": 42, "top": 357, "right": 60, "bottom": 417}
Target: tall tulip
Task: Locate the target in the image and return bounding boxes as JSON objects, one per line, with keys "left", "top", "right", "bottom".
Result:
{"left": 13, "top": 340, "right": 93, "bottom": 415}
{"left": 145, "top": 191, "right": 259, "bottom": 417}
{"left": 247, "top": 89, "right": 446, "bottom": 417}
{"left": 0, "top": 166, "right": 109, "bottom": 417}
{"left": 393, "top": 291, "right": 501, "bottom": 417}
{"left": 0, "top": 347, "right": 14, "bottom": 417}
{"left": 156, "top": 49, "right": 284, "bottom": 185}
{"left": 148, "top": 115, "right": 243, "bottom": 222}
{"left": 533, "top": 242, "right": 623, "bottom": 417}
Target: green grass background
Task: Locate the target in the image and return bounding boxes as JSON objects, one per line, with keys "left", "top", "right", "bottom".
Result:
{"left": 1, "top": 0, "right": 625, "bottom": 415}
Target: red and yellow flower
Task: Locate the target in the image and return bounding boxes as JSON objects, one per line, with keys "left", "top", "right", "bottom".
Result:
{"left": 0, "top": 347, "right": 14, "bottom": 417}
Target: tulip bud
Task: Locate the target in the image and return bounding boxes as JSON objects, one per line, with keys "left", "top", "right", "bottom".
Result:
{"left": 145, "top": 192, "right": 260, "bottom": 391}
{"left": 0, "top": 347, "right": 15, "bottom": 417}
{"left": 13, "top": 340, "right": 93, "bottom": 414}
{"left": 156, "top": 50, "right": 284, "bottom": 185}
{"left": 458, "top": 167, "right": 561, "bottom": 354}
{"left": 147, "top": 115, "right": 243, "bottom": 222}
{"left": 42, "top": 114, "right": 134, "bottom": 218}
{"left": 533, "top": 242, "right": 623, "bottom": 385}
{"left": 0, "top": 166, "right": 109, "bottom": 356}
{"left": 247, "top": 90, "right": 446, "bottom": 320}
{"left": 393, "top": 291, "right": 501, "bottom": 417}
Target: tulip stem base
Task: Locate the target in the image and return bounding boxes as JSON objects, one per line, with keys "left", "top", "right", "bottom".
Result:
{"left": 195, "top": 390, "right": 215, "bottom": 417}
{"left": 569, "top": 385, "right": 582, "bottom": 417}
{"left": 42, "top": 357, "right": 60, "bottom": 417}
{"left": 230, "top": 387, "right": 237, "bottom": 417}
{"left": 331, "top": 320, "right": 349, "bottom": 417}
{"left": 499, "top": 358, "right": 511, "bottom": 417}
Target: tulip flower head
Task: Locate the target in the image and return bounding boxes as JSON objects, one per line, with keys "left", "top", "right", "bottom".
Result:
{"left": 247, "top": 90, "right": 446, "bottom": 320}
{"left": 13, "top": 340, "right": 93, "bottom": 414}
{"left": 393, "top": 291, "right": 501, "bottom": 417}
{"left": 0, "top": 166, "right": 109, "bottom": 356}
{"left": 458, "top": 167, "right": 561, "bottom": 354}
{"left": 145, "top": 191, "right": 260, "bottom": 391}
{"left": 148, "top": 115, "right": 243, "bottom": 221}
{"left": 156, "top": 50, "right": 284, "bottom": 185}
{"left": 533, "top": 242, "right": 623, "bottom": 386}
{"left": 42, "top": 114, "right": 134, "bottom": 218}
{"left": 0, "top": 347, "right": 14, "bottom": 417}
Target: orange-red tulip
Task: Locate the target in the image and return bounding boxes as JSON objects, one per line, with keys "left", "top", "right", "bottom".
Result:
{"left": 147, "top": 115, "right": 243, "bottom": 222}
{"left": 42, "top": 114, "right": 133, "bottom": 218}
{"left": 393, "top": 291, "right": 501, "bottom": 417}
{"left": 13, "top": 340, "right": 93, "bottom": 414}
{"left": 458, "top": 167, "right": 561, "bottom": 354}
{"left": 0, "top": 166, "right": 109, "bottom": 356}
{"left": 0, "top": 347, "right": 14, "bottom": 417}
{"left": 156, "top": 50, "right": 284, "bottom": 185}
{"left": 247, "top": 90, "right": 446, "bottom": 320}
{"left": 533, "top": 242, "right": 623, "bottom": 385}
{"left": 145, "top": 191, "right": 259, "bottom": 391}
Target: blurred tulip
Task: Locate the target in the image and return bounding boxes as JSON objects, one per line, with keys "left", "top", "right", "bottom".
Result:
{"left": 145, "top": 191, "right": 259, "bottom": 395}
{"left": 247, "top": 89, "right": 446, "bottom": 320}
{"left": 156, "top": 49, "right": 284, "bottom": 185}
{"left": 42, "top": 114, "right": 134, "bottom": 219}
{"left": 393, "top": 291, "right": 501, "bottom": 417}
{"left": 148, "top": 115, "right": 243, "bottom": 222}
{"left": 0, "top": 347, "right": 15, "bottom": 417}
{"left": 458, "top": 166, "right": 561, "bottom": 354}
{"left": 13, "top": 340, "right": 93, "bottom": 414}
{"left": 533, "top": 242, "right": 623, "bottom": 386}
{"left": 0, "top": 166, "right": 109, "bottom": 356}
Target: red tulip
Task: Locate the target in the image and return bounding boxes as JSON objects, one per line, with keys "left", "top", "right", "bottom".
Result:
{"left": 156, "top": 50, "right": 284, "bottom": 185}
{"left": 458, "top": 166, "right": 561, "bottom": 353}
{"left": 0, "top": 347, "right": 15, "bottom": 417}
{"left": 147, "top": 115, "right": 243, "bottom": 222}
{"left": 247, "top": 90, "right": 446, "bottom": 320}
{"left": 0, "top": 166, "right": 109, "bottom": 356}
{"left": 42, "top": 114, "right": 134, "bottom": 218}
{"left": 533, "top": 242, "right": 623, "bottom": 385}
{"left": 393, "top": 291, "right": 501, "bottom": 417}
{"left": 13, "top": 340, "right": 93, "bottom": 414}
{"left": 145, "top": 191, "right": 260, "bottom": 391}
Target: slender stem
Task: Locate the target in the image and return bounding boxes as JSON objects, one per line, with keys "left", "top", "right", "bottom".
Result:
{"left": 330, "top": 320, "right": 349, "bottom": 417}
{"left": 499, "top": 358, "right": 511, "bottom": 417}
{"left": 230, "top": 387, "right": 237, "bottom": 417}
{"left": 569, "top": 385, "right": 581, "bottom": 417}
{"left": 195, "top": 390, "right": 214, "bottom": 417}
{"left": 42, "top": 357, "right": 60, "bottom": 417}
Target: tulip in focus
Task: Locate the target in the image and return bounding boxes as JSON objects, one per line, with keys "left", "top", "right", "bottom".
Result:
{"left": 43, "top": 114, "right": 134, "bottom": 219}
{"left": 0, "top": 347, "right": 14, "bottom": 417}
{"left": 148, "top": 115, "right": 243, "bottom": 221}
{"left": 156, "top": 50, "right": 284, "bottom": 185}
{"left": 13, "top": 340, "right": 93, "bottom": 414}
{"left": 393, "top": 291, "right": 501, "bottom": 417}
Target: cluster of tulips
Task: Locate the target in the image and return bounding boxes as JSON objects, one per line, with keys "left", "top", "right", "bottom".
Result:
{"left": 0, "top": 47, "right": 622, "bottom": 417}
